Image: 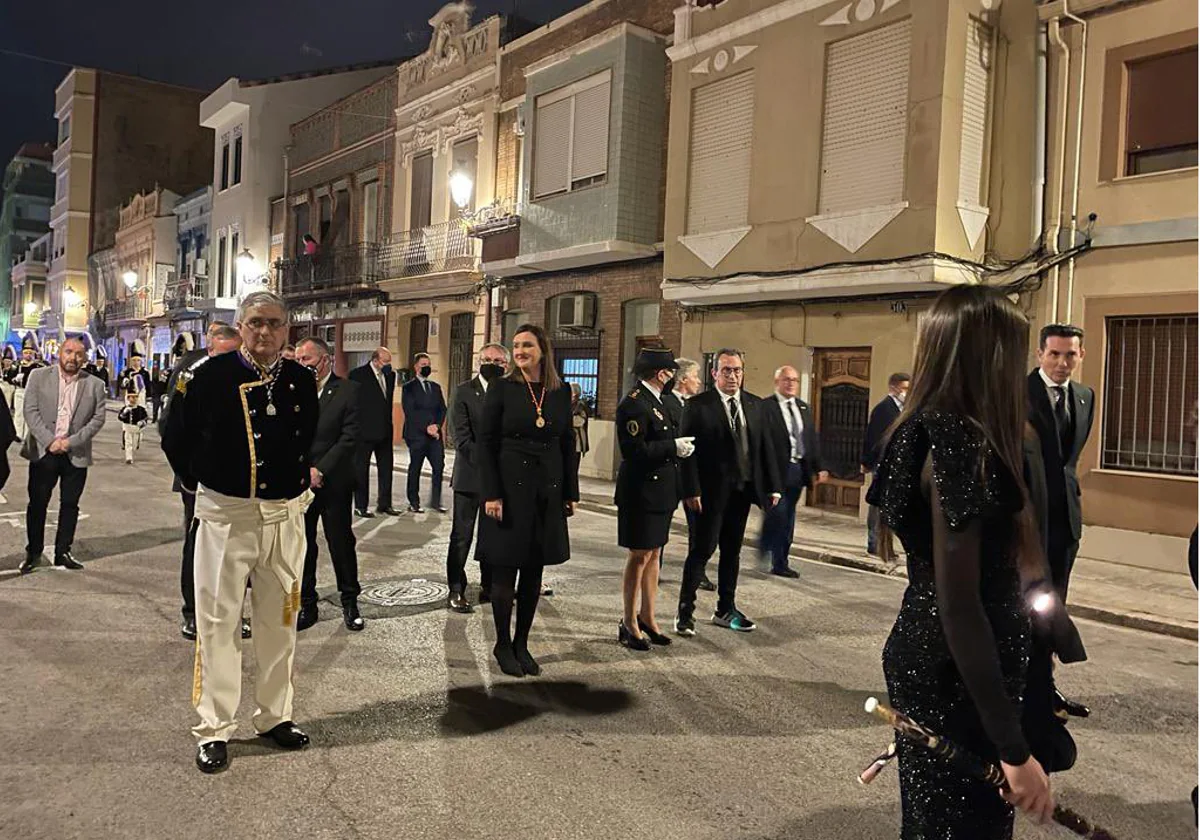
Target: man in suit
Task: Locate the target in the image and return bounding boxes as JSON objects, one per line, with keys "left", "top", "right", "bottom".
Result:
{"left": 662, "top": 358, "right": 714, "bottom": 590}
{"left": 445, "top": 344, "right": 507, "bottom": 612}
{"left": 401, "top": 351, "right": 447, "bottom": 514}
{"left": 18, "top": 336, "right": 107, "bottom": 573}
{"left": 295, "top": 337, "right": 365, "bottom": 633}
{"left": 760, "top": 365, "right": 828, "bottom": 578}
{"left": 861, "top": 372, "right": 910, "bottom": 560}
{"left": 349, "top": 346, "right": 399, "bottom": 518}
{"left": 675, "top": 349, "right": 782, "bottom": 636}
{"left": 1027, "top": 323, "right": 1095, "bottom": 721}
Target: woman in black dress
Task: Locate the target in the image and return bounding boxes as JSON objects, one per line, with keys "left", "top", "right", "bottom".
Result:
{"left": 868, "top": 286, "right": 1054, "bottom": 837}
{"left": 478, "top": 324, "right": 579, "bottom": 677}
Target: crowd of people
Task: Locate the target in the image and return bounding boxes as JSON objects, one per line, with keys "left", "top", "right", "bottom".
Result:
{"left": 0, "top": 283, "right": 1108, "bottom": 840}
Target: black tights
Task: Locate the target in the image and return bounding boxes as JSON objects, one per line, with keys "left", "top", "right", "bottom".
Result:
{"left": 489, "top": 564, "right": 544, "bottom": 652}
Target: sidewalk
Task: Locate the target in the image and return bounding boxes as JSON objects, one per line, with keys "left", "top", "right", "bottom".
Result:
{"left": 394, "top": 443, "right": 1198, "bottom": 640}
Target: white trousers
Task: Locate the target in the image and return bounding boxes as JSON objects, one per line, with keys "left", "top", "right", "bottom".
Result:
{"left": 191, "top": 485, "right": 312, "bottom": 744}
{"left": 12, "top": 388, "right": 26, "bottom": 442}
{"left": 122, "top": 424, "right": 142, "bottom": 462}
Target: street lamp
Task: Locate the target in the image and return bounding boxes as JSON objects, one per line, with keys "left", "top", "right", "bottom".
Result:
{"left": 122, "top": 270, "right": 139, "bottom": 290}
{"left": 237, "top": 248, "right": 268, "bottom": 289}
{"left": 449, "top": 172, "right": 474, "bottom": 213}
{"left": 63, "top": 286, "right": 81, "bottom": 308}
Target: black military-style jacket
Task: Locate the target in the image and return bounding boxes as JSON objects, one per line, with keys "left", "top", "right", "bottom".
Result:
{"left": 161, "top": 350, "right": 318, "bottom": 500}
{"left": 614, "top": 385, "right": 681, "bottom": 514}
{"left": 11, "top": 360, "right": 45, "bottom": 388}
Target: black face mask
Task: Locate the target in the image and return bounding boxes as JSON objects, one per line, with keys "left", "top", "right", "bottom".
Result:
{"left": 661, "top": 375, "right": 676, "bottom": 394}
{"left": 380, "top": 364, "right": 392, "bottom": 376}
{"left": 479, "top": 363, "right": 504, "bottom": 382}
{"left": 304, "top": 363, "right": 320, "bottom": 378}
{"left": 418, "top": 365, "right": 432, "bottom": 378}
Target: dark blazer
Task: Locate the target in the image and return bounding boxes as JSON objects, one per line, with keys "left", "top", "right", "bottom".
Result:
{"left": 680, "top": 388, "right": 782, "bottom": 508}
{"left": 614, "top": 387, "right": 681, "bottom": 513}
{"left": 311, "top": 374, "right": 361, "bottom": 492}
{"left": 348, "top": 363, "right": 395, "bottom": 442}
{"left": 160, "top": 349, "right": 210, "bottom": 493}
{"left": 449, "top": 376, "right": 486, "bottom": 494}
{"left": 1026, "top": 370, "right": 1095, "bottom": 542}
{"left": 664, "top": 392, "right": 685, "bottom": 429}
{"left": 762, "top": 393, "right": 822, "bottom": 486}
{"left": 401, "top": 377, "right": 447, "bottom": 443}
{"left": 862, "top": 395, "right": 903, "bottom": 470}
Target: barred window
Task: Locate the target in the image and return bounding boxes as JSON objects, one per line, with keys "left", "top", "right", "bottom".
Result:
{"left": 554, "top": 329, "right": 601, "bottom": 418}
{"left": 1102, "top": 314, "right": 1198, "bottom": 476}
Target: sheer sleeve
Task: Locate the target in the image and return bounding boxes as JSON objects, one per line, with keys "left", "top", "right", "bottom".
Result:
{"left": 927, "top": 454, "right": 1031, "bottom": 765}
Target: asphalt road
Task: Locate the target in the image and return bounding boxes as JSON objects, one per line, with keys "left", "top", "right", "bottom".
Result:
{"left": 0, "top": 421, "right": 1195, "bottom": 840}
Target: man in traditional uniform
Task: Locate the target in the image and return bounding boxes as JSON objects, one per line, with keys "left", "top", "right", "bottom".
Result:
{"left": 119, "top": 351, "right": 151, "bottom": 408}
{"left": 12, "top": 336, "right": 46, "bottom": 442}
{"left": 162, "top": 291, "right": 318, "bottom": 774}
{"left": 614, "top": 348, "right": 694, "bottom": 650}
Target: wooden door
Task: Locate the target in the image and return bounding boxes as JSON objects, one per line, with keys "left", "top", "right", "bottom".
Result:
{"left": 811, "top": 348, "right": 871, "bottom": 514}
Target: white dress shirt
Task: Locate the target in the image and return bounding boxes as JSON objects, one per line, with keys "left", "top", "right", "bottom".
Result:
{"left": 1038, "top": 368, "right": 1071, "bottom": 411}
{"left": 639, "top": 379, "right": 663, "bottom": 403}
{"left": 774, "top": 392, "right": 805, "bottom": 462}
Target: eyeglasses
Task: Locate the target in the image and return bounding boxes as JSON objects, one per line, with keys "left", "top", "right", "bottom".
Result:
{"left": 717, "top": 367, "right": 744, "bottom": 376}
{"left": 778, "top": 376, "right": 799, "bottom": 384}
{"left": 244, "top": 318, "right": 286, "bottom": 331}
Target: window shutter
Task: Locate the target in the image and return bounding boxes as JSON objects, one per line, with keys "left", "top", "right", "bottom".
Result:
{"left": 959, "top": 22, "right": 992, "bottom": 206}
{"left": 570, "top": 79, "right": 611, "bottom": 183}
{"left": 687, "top": 70, "right": 756, "bottom": 235}
{"left": 534, "top": 97, "right": 572, "bottom": 197}
{"left": 819, "top": 20, "right": 913, "bottom": 215}
{"left": 1127, "top": 48, "right": 1199, "bottom": 152}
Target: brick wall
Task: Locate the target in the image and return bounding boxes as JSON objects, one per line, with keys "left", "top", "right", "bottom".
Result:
{"left": 494, "top": 110, "right": 520, "bottom": 207}
{"left": 502, "top": 256, "right": 681, "bottom": 419}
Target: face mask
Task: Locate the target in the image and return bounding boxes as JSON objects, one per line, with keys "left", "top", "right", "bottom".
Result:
{"left": 895, "top": 391, "right": 907, "bottom": 404}
{"left": 418, "top": 365, "right": 432, "bottom": 378}
{"left": 380, "top": 364, "right": 393, "bottom": 375}
{"left": 479, "top": 363, "right": 503, "bottom": 381}
{"left": 661, "top": 372, "right": 676, "bottom": 394}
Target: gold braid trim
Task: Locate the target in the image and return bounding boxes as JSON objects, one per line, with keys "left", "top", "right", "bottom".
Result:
{"left": 237, "top": 379, "right": 267, "bottom": 498}
{"left": 191, "top": 637, "right": 203, "bottom": 707}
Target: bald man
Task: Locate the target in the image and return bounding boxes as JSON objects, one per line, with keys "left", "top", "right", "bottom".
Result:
{"left": 349, "top": 347, "right": 399, "bottom": 517}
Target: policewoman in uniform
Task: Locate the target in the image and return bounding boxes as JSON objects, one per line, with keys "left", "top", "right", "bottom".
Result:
{"left": 615, "top": 349, "right": 695, "bottom": 651}
{"left": 162, "top": 290, "right": 318, "bottom": 774}
{"left": 478, "top": 324, "right": 579, "bottom": 678}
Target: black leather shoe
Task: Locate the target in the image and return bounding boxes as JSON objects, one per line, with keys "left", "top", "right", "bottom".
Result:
{"left": 181, "top": 616, "right": 197, "bottom": 641}
{"left": 355, "top": 508, "right": 375, "bottom": 519}
{"left": 448, "top": 592, "right": 473, "bottom": 614}
{"left": 619, "top": 622, "right": 652, "bottom": 651}
{"left": 258, "top": 721, "right": 310, "bottom": 750}
{"left": 241, "top": 618, "right": 252, "bottom": 639}
{"left": 53, "top": 552, "right": 83, "bottom": 570}
{"left": 18, "top": 552, "right": 40, "bottom": 574}
{"left": 637, "top": 617, "right": 673, "bottom": 646}
{"left": 377, "top": 507, "right": 401, "bottom": 517}
{"left": 196, "top": 741, "right": 229, "bottom": 774}
{"left": 493, "top": 643, "right": 524, "bottom": 677}
{"left": 1053, "top": 689, "right": 1091, "bottom": 719}
{"left": 514, "top": 647, "right": 541, "bottom": 676}
{"left": 342, "top": 602, "right": 365, "bottom": 631}
{"left": 770, "top": 567, "right": 800, "bottom": 579}
{"left": 434, "top": 505, "right": 448, "bottom": 513}
{"left": 698, "top": 576, "right": 716, "bottom": 592}
{"left": 408, "top": 504, "right": 425, "bottom": 514}
{"left": 296, "top": 606, "right": 318, "bottom": 632}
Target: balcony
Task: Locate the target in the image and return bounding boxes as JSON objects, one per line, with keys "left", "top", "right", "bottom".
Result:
{"left": 52, "top": 137, "right": 72, "bottom": 171}
{"left": 164, "top": 276, "right": 209, "bottom": 314}
{"left": 103, "top": 293, "right": 156, "bottom": 324}
{"left": 277, "top": 243, "right": 382, "bottom": 303}
{"left": 380, "top": 220, "right": 479, "bottom": 280}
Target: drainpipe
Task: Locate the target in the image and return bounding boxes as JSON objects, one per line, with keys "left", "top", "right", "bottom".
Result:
{"left": 1034, "top": 25, "right": 1048, "bottom": 256}
{"left": 1047, "top": 16, "right": 1071, "bottom": 324}
{"left": 1061, "top": 0, "right": 1088, "bottom": 325}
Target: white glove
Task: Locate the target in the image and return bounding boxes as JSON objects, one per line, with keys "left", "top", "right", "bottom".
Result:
{"left": 674, "top": 436, "right": 696, "bottom": 458}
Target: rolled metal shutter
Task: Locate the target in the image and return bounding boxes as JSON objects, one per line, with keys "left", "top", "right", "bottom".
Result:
{"left": 959, "top": 21, "right": 992, "bottom": 206}
{"left": 571, "top": 80, "right": 611, "bottom": 183}
{"left": 687, "top": 69, "right": 756, "bottom": 235}
{"left": 533, "top": 97, "right": 571, "bottom": 198}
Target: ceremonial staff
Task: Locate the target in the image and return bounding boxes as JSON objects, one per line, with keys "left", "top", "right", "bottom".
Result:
{"left": 861, "top": 697, "right": 1118, "bottom": 840}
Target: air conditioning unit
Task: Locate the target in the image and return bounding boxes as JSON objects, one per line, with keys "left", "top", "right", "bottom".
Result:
{"left": 556, "top": 293, "right": 596, "bottom": 331}
{"left": 194, "top": 258, "right": 207, "bottom": 276}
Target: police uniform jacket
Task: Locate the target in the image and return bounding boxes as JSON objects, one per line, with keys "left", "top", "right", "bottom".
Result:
{"left": 614, "top": 386, "right": 681, "bottom": 514}
{"left": 161, "top": 351, "right": 318, "bottom": 501}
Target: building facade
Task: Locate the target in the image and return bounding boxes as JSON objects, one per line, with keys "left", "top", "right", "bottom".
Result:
{"left": 661, "top": 0, "right": 1040, "bottom": 512}
{"left": 0, "top": 143, "right": 54, "bottom": 348}
{"left": 475, "top": 0, "right": 680, "bottom": 478}
{"left": 9, "top": 232, "right": 51, "bottom": 349}
{"left": 1038, "top": 0, "right": 1197, "bottom": 555}
{"left": 199, "top": 63, "right": 396, "bottom": 320}
{"left": 164, "top": 187, "right": 215, "bottom": 350}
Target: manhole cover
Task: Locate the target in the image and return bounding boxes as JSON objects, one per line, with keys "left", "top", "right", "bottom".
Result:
{"left": 360, "top": 579, "right": 450, "bottom": 607}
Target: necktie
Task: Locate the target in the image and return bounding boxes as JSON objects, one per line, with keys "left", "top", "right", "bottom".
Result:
{"left": 788, "top": 400, "right": 805, "bottom": 461}
{"left": 729, "top": 397, "right": 750, "bottom": 481}
{"left": 729, "top": 396, "right": 741, "bottom": 437}
{"left": 1053, "top": 385, "right": 1071, "bottom": 452}
{"left": 377, "top": 370, "right": 386, "bottom": 396}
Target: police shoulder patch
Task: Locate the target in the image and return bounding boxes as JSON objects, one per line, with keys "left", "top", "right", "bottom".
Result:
{"left": 626, "top": 419, "right": 640, "bottom": 436}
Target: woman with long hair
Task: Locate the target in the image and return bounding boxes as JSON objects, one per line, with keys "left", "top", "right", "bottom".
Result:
{"left": 477, "top": 324, "right": 579, "bottom": 677}
{"left": 868, "top": 285, "right": 1054, "bottom": 837}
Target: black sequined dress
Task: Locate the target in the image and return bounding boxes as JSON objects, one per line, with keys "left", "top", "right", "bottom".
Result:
{"left": 868, "top": 411, "right": 1031, "bottom": 840}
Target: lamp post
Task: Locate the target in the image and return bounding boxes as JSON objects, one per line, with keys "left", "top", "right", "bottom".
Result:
{"left": 449, "top": 171, "right": 474, "bottom": 216}
{"left": 236, "top": 248, "right": 270, "bottom": 294}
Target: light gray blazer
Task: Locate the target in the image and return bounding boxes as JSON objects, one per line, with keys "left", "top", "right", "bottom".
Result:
{"left": 21, "top": 366, "right": 108, "bottom": 468}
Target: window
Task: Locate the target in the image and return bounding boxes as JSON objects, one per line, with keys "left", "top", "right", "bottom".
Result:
{"left": 502, "top": 309, "right": 528, "bottom": 343}
{"left": 59, "top": 115, "right": 70, "bottom": 143}
{"left": 179, "top": 238, "right": 189, "bottom": 276}
{"left": 220, "top": 135, "right": 230, "bottom": 191}
{"left": 818, "top": 19, "right": 913, "bottom": 214}
{"left": 217, "top": 234, "right": 227, "bottom": 296}
{"left": 230, "top": 231, "right": 240, "bottom": 288}
{"left": 533, "top": 70, "right": 611, "bottom": 199}
{"left": 687, "top": 71, "right": 755, "bottom": 235}
{"left": 409, "top": 314, "right": 430, "bottom": 360}
{"left": 959, "top": 21, "right": 994, "bottom": 206}
{"left": 1102, "top": 314, "right": 1199, "bottom": 476}
{"left": 1125, "top": 47, "right": 1198, "bottom": 176}
{"left": 362, "top": 180, "right": 379, "bottom": 243}
{"left": 56, "top": 173, "right": 67, "bottom": 201}
{"left": 232, "top": 131, "right": 243, "bottom": 186}
{"left": 622, "top": 299, "right": 661, "bottom": 390}
{"left": 410, "top": 152, "right": 434, "bottom": 229}
{"left": 451, "top": 136, "right": 479, "bottom": 218}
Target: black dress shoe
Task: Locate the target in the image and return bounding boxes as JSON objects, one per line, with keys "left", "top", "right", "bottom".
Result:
{"left": 53, "top": 552, "right": 83, "bottom": 570}
{"left": 258, "top": 721, "right": 310, "bottom": 750}
{"left": 434, "top": 505, "right": 449, "bottom": 513}
{"left": 637, "top": 617, "right": 673, "bottom": 646}
{"left": 342, "top": 603, "right": 365, "bottom": 631}
{"left": 196, "top": 741, "right": 229, "bottom": 774}
{"left": 770, "top": 567, "right": 800, "bottom": 579}
{"left": 493, "top": 643, "right": 525, "bottom": 677}
{"left": 448, "top": 592, "right": 473, "bottom": 614}
{"left": 698, "top": 576, "right": 716, "bottom": 592}
{"left": 618, "top": 622, "right": 651, "bottom": 651}
{"left": 181, "top": 616, "right": 197, "bottom": 641}
{"left": 408, "top": 504, "right": 425, "bottom": 514}
{"left": 377, "top": 507, "right": 401, "bottom": 517}
{"left": 296, "top": 606, "right": 318, "bottom": 632}
{"left": 514, "top": 647, "right": 541, "bottom": 676}
{"left": 18, "top": 553, "right": 40, "bottom": 574}
{"left": 241, "top": 618, "right": 252, "bottom": 639}
{"left": 355, "top": 508, "right": 375, "bottom": 519}
{"left": 1053, "top": 689, "right": 1091, "bottom": 719}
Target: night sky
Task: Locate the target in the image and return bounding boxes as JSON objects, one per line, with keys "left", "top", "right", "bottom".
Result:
{"left": 0, "top": 0, "right": 580, "bottom": 168}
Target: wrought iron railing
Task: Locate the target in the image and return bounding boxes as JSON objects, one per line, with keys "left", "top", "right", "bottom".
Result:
{"left": 104, "top": 298, "right": 137, "bottom": 322}
{"left": 380, "top": 220, "right": 479, "bottom": 279}
{"left": 277, "top": 243, "right": 381, "bottom": 299}
{"left": 163, "top": 276, "right": 211, "bottom": 311}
